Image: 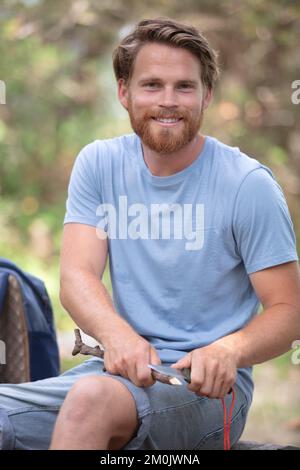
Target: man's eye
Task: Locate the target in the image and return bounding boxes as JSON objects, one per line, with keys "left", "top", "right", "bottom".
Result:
{"left": 142, "top": 82, "right": 193, "bottom": 89}
{"left": 179, "top": 84, "right": 193, "bottom": 89}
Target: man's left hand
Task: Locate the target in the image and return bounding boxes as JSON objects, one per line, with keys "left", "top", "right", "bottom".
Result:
{"left": 171, "top": 341, "right": 238, "bottom": 398}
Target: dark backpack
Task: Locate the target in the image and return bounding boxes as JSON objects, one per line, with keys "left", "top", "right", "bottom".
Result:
{"left": 0, "top": 257, "right": 60, "bottom": 382}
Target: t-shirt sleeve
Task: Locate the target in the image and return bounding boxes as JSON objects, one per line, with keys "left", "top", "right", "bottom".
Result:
{"left": 232, "top": 167, "right": 299, "bottom": 274}
{"left": 63, "top": 142, "right": 102, "bottom": 227}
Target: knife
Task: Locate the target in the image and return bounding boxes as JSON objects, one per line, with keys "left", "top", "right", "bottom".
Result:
{"left": 148, "top": 364, "right": 233, "bottom": 394}
{"left": 148, "top": 364, "right": 191, "bottom": 385}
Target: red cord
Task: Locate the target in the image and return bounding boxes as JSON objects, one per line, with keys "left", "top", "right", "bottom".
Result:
{"left": 221, "top": 387, "right": 236, "bottom": 450}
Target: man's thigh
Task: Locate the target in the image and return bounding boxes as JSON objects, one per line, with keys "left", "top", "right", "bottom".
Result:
{"left": 0, "top": 357, "right": 149, "bottom": 450}
{"left": 136, "top": 379, "right": 250, "bottom": 450}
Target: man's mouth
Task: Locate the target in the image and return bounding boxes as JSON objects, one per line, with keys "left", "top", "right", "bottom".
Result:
{"left": 151, "top": 117, "right": 183, "bottom": 126}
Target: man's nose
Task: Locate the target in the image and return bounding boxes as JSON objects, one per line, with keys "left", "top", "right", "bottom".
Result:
{"left": 158, "top": 87, "right": 178, "bottom": 108}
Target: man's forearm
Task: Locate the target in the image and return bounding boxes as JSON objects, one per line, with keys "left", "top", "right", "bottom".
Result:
{"left": 60, "top": 269, "right": 135, "bottom": 346}
{"left": 215, "top": 303, "right": 300, "bottom": 368}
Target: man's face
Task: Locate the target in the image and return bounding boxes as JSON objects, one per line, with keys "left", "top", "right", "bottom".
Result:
{"left": 118, "top": 42, "right": 212, "bottom": 155}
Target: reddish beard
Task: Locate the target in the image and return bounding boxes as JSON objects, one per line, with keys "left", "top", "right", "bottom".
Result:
{"left": 127, "top": 104, "right": 204, "bottom": 155}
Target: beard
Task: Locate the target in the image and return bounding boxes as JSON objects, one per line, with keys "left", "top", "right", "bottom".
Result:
{"left": 127, "top": 100, "right": 204, "bottom": 155}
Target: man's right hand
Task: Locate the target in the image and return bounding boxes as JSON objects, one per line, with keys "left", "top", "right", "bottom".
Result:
{"left": 102, "top": 327, "right": 161, "bottom": 388}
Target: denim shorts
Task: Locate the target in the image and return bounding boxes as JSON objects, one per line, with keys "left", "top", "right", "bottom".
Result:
{"left": 0, "top": 357, "right": 250, "bottom": 450}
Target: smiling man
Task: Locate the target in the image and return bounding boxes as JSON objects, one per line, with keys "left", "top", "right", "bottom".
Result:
{"left": 0, "top": 17, "right": 299, "bottom": 451}
{"left": 122, "top": 44, "right": 209, "bottom": 162}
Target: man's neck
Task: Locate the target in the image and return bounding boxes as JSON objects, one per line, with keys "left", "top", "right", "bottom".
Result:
{"left": 141, "top": 133, "right": 205, "bottom": 177}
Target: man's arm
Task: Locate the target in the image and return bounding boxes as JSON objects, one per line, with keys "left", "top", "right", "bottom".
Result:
{"left": 172, "top": 261, "right": 300, "bottom": 398}
{"left": 60, "top": 223, "right": 161, "bottom": 386}
{"left": 60, "top": 223, "right": 112, "bottom": 340}
{"left": 217, "top": 260, "right": 300, "bottom": 367}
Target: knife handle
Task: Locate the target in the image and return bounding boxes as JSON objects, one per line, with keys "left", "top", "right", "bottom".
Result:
{"left": 182, "top": 368, "right": 191, "bottom": 383}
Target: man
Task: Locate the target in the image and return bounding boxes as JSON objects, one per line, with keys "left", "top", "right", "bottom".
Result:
{"left": 0, "top": 17, "right": 299, "bottom": 451}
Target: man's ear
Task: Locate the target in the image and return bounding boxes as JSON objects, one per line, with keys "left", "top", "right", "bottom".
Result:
{"left": 202, "top": 88, "right": 213, "bottom": 110}
{"left": 118, "top": 78, "right": 129, "bottom": 110}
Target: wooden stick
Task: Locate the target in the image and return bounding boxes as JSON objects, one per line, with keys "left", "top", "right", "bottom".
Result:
{"left": 72, "top": 328, "right": 104, "bottom": 358}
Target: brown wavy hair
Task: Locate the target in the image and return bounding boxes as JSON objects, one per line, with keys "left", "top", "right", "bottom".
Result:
{"left": 112, "top": 17, "right": 219, "bottom": 90}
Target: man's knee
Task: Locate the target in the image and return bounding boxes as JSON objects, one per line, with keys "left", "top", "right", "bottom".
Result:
{"left": 64, "top": 375, "right": 139, "bottom": 442}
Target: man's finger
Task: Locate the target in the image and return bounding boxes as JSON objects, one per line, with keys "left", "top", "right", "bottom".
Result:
{"left": 135, "top": 360, "right": 155, "bottom": 387}
{"left": 188, "top": 361, "right": 205, "bottom": 392}
{"left": 211, "top": 379, "right": 225, "bottom": 398}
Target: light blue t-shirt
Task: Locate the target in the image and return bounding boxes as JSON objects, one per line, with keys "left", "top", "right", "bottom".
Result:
{"left": 64, "top": 133, "right": 299, "bottom": 405}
